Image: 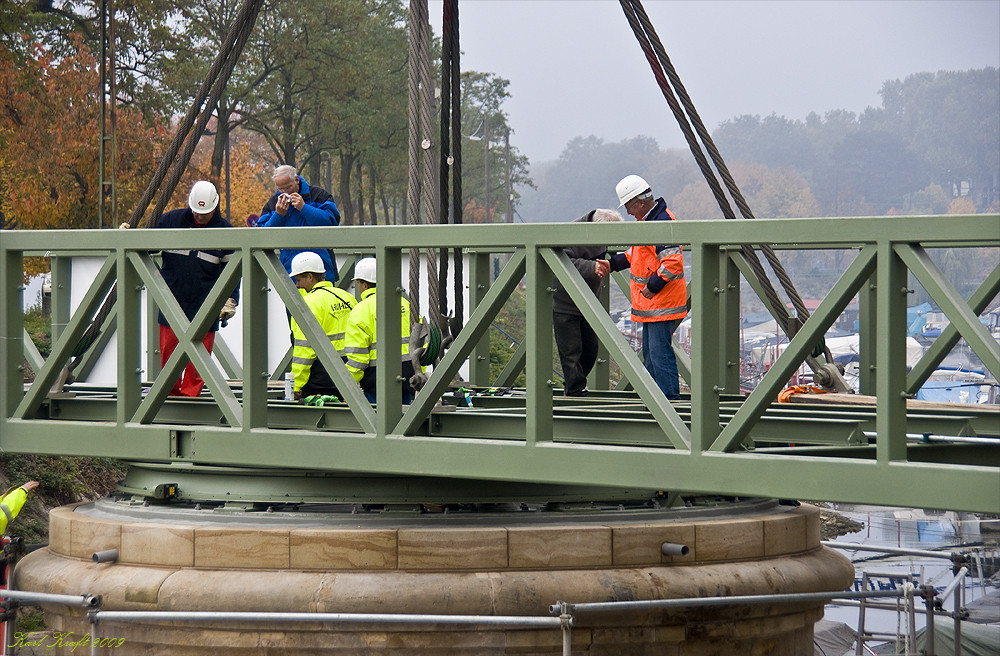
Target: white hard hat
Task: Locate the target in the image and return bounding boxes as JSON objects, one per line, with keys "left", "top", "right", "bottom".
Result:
{"left": 615, "top": 174, "right": 651, "bottom": 208}
{"left": 353, "top": 257, "right": 377, "bottom": 284}
{"left": 188, "top": 180, "right": 219, "bottom": 213}
{"left": 289, "top": 251, "right": 326, "bottom": 277}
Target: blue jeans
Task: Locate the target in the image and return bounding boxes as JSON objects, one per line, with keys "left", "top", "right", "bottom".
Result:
{"left": 641, "top": 319, "right": 681, "bottom": 399}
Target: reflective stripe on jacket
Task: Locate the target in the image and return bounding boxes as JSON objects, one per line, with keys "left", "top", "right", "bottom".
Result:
{"left": 344, "top": 288, "right": 414, "bottom": 387}
{"left": 290, "top": 281, "right": 357, "bottom": 392}
{"left": 624, "top": 200, "right": 687, "bottom": 323}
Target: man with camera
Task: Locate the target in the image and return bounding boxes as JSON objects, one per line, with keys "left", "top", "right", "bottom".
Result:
{"left": 256, "top": 164, "right": 341, "bottom": 281}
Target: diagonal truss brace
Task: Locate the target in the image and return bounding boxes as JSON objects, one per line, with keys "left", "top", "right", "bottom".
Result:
{"left": 128, "top": 251, "right": 243, "bottom": 427}
{"left": 895, "top": 245, "right": 1000, "bottom": 382}
{"left": 907, "top": 260, "right": 999, "bottom": 393}
{"left": 710, "top": 245, "right": 878, "bottom": 452}
{"left": 396, "top": 251, "right": 527, "bottom": 436}
{"left": 253, "top": 250, "right": 376, "bottom": 433}
{"left": 15, "top": 255, "right": 117, "bottom": 419}
{"left": 541, "top": 247, "right": 691, "bottom": 450}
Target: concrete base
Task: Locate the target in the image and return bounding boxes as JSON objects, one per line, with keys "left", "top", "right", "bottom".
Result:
{"left": 15, "top": 499, "right": 853, "bottom": 655}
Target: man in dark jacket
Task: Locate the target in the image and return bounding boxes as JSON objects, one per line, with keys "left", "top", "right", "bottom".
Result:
{"left": 552, "top": 209, "right": 621, "bottom": 396}
{"left": 256, "top": 164, "right": 341, "bottom": 281}
{"left": 124, "top": 180, "right": 239, "bottom": 396}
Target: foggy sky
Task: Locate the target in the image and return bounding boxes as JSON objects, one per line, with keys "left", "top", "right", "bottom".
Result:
{"left": 429, "top": 0, "right": 1000, "bottom": 164}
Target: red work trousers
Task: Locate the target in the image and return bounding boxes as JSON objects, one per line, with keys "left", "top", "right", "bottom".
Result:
{"left": 159, "top": 325, "right": 216, "bottom": 397}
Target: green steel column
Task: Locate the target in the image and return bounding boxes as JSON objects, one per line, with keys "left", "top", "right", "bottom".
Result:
{"left": 375, "top": 247, "right": 403, "bottom": 434}
{"left": 525, "top": 245, "right": 553, "bottom": 444}
{"left": 1, "top": 248, "right": 24, "bottom": 421}
{"left": 858, "top": 269, "right": 877, "bottom": 395}
{"left": 691, "top": 242, "right": 722, "bottom": 452}
{"left": 242, "top": 248, "right": 269, "bottom": 428}
{"left": 50, "top": 255, "right": 72, "bottom": 344}
{"left": 146, "top": 283, "right": 161, "bottom": 379}
{"left": 468, "top": 250, "right": 491, "bottom": 386}
{"left": 875, "top": 242, "right": 909, "bottom": 463}
{"left": 116, "top": 250, "right": 143, "bottom": 423}
{"left": 722, "top": 250, "right": 742, "bottom": 394}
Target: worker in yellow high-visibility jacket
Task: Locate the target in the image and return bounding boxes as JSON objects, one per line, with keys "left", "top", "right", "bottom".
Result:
{"left": 0, "top": 481, "right": 38, "bottom": 535}
{"left": 288, "top": 251, "right": 357, "bottom": 400}
{"left": 343, "top": 258, "right": 418, "bottom": 404}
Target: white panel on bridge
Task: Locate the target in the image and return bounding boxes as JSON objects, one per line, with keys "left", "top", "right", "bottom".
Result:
{"left": 70, "top": 253, "right": 471, "bottom": 386}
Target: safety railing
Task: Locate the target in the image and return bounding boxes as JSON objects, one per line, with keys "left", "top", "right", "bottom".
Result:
{"left": 1, "top": 214, "right": 998, "bottom": 512}
{"left": 0, "top": 582, "right": 952, "bottom": 656}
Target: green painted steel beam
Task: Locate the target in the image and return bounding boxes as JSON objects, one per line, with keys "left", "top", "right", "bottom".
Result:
{"left": 115, "top": 463, "right": 657, "bottom": 505}
{"left": 2, "top": 214, "right": 994, "bottom": 253}
{"left": 1, "top": 418, "right": 995, "bottom": 512}
{"left": 22, "top": 328, "right": 44, "bottom": 374}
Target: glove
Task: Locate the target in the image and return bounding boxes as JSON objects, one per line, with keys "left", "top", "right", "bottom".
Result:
{"left": 119, "top": 222, "right": 130, "bottom": 229}
{"left": 219, "top": 298, "right": 237, "bottom": 325}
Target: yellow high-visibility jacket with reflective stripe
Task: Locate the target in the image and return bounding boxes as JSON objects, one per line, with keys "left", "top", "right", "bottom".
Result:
{"left": 290, "top": 281, "right": 357, "bottom": 392}
{"left": 0, "top": 486, "right": 28, "bottom": 535}
{"left": 344, "top": 288, "right": 413, "bottom": 384}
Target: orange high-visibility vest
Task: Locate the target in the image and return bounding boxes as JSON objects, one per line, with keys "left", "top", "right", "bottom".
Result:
{"left": 625, "top": 204, "right": 687, "bottom": 323}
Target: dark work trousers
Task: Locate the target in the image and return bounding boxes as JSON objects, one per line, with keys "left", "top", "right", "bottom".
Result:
{"left": 553, "top": 311, "right": 599, "bottom": 396}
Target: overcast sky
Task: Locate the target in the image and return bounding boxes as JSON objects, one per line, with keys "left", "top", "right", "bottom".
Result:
{"left": 429, "top": 0, "right": 1000, "bottom": 164}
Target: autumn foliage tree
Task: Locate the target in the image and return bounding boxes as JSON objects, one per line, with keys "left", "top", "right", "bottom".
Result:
{"left": 0, "top": 35, "right": 165, "bottom": 231}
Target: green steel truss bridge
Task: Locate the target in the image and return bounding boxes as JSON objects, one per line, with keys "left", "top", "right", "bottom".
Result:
{"left": 2, "top": 214, "right": 998, "bottom": 513}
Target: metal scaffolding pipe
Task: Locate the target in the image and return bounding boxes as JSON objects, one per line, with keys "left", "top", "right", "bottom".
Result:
{"left": 0, "top": 589, "right": 100, "bottom": 607}
{"left": 550, "top": 588, "right": 916, "bottom": 615}
{"left": 937, "top": 567, "right": 967, "bottom": 605}
{"left": 863, "top": 431, "right": 1000, "bottom": 445}
{"left": 821, "top": 541, "right": 963, "bottom": 561}
{"left": 90, "top": 610, "right": 565, "bottom": 627}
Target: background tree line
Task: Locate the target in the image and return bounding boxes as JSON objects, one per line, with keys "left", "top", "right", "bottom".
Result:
{"left": 518, "top": 67, "right": 999, "bottom": 222}
{"left": 0, "top": 0, "right": 531, "bottom": 232}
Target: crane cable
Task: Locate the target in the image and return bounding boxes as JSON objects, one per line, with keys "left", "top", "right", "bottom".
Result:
{"left": 406, "top": 0, "right": 443, "bottom": 368}
{"left": 438, "top": 0, "right": 464, "bottom": 329}
{"left": 53, "top": 0, "right": 265, "bottom": 392}
{"left": 619, "top": 0, "right": 844, "bottom": 388}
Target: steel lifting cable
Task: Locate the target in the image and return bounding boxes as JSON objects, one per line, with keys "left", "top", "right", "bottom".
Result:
{"left": 618, "top": 0, "right": 787, "bottom": 328}
{"left": 127, "top": 0, "right": 265, "bottom": 229}
{"left": 626, "top": 2, "right": 819, "bottom": 337}
{"left": 438, "top": 0, "right": 464, "bottom": 324}
{"left": 406, "top": 0, "right": 423, "bottom": 320}
{"left": 58, "top": 0, "right": 264, "bottom": 386}
{"left": 405, "top": 0, "right": 445, "bottom": 367}
{"left": 438, "top": 0, "right": 453, "bottom": 317}
{"left": 416, "top": 0, "right": 441, "bottom": 323}
{"left": 448, "top": 0, "right": 463, "bottom": 324}
{"left": 406, "top": 0, "right": 442, "bottom": 324}
{"left": 620, "top": 0, "right": 842, "bottom": 380}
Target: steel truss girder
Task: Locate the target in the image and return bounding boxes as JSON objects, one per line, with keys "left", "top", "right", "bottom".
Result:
{"left": 2, "top": 215, "right": 999, "bottom": 513}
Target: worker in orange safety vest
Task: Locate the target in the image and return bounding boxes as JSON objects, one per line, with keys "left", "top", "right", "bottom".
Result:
{"left": 605, "top": 175, "right": 687, "bottom": 399}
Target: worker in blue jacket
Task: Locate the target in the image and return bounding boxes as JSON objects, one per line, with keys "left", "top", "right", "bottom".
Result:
{"left": 122, "top": 180, "right": 240, "bottom": 396}
{"left": 256, "top": 164, "right": 341, "bottom": 281}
